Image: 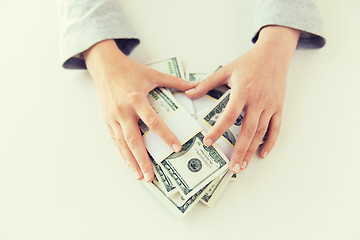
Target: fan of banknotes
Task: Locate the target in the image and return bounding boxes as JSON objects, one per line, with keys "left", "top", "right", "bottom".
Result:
{"left": 139, "top": 57, "right": 246, "bottom": 219}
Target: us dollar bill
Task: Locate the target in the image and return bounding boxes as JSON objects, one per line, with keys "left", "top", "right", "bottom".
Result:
{"left": 160, "top": 131, "right": 229, "bottom": 197}
{"left": 187, "top": 72, "right": 208, "bottom": 83}
{"left": 187, "top": 66, "right": 222, "bottom": 83}
{"left": 201, "top": 170, "right": 233, "bottom": 207}
{"left": 150, "top": 154, "right": 178, "bottom": 196}
{"left": 202, "top": 90, "right": 244, "bottom": 147}
{"left": 140, "top": 58, "right": 236, "bottom": 217}
{"left": 147, "top": 57, "right": 186, "bottom": 79}
{"left": 207, "top": 85, "right": 229, "bottom": 101}
{"left": 144, "top": 175, "right": 211, "bottom": 219}
{"left": 147, "top": 57, "right": 195, "bottom": 117}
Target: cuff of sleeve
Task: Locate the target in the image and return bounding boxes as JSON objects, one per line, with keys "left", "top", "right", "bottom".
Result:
{"left": 59, "top": 1, "right": 140, "bottom": 69}
{"left": 62, "top": 38, "right": 140, "bottom": 69}
{"left": 251, "top": 0, "right": 326, "bottom": 49}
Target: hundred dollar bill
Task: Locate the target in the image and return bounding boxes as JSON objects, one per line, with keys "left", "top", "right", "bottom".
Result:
{"left": 207, "top": 84, "right": 229, "bottom": 101}
{"left": 200, "top": 174, "right": 222, "bottom": 204}
{"left": 150, "top": 154, "right": 178, "bottom": 196}
{"left": 201, "top": 170, "right": 233, "bottom": 207}
{"left": 147, "top": 57, "right": 195, "bottom": 117}
{"left": 186, "top": 66, "right": 222, "bottom": 83}
{"left": 144, "top": 176, "right": 211, "bottom": 219}
{"left": 147, "top": 57, "right": 186, "bottom": 79}
{"left": 187, "top": 72, "right": 208, "bottom": 83}
{"left": 160, "top": 131, "right": 229, "bottom": 197}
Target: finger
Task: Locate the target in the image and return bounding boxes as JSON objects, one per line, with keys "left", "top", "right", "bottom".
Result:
{"left": 185, "top": 67, "right": 230, "bottom": 98}
{"left": 260, "top": 112, "right": 282, "bottom": 158}
{"left": 135, "top": 98, "right": 182, "bottom": 152}
{"left": 203, "top": 91, "right": 246, "bottom": 147}
{"left": 120, "top": 117, "right": 154, "bottom": 182}
{"left": 106, "top": 124, "right": 128, "bottom": 166}
{"left": 111, "top": 122, "right": 144, "bottom": 180}
{"left": 242, "top": 111, "right": 273, "bottom": 169}
{"left": 156, "top": 72, "right": 198, "bottom": 91}
{"left": 230, "top": 109, "right": 261, "bottom": 174}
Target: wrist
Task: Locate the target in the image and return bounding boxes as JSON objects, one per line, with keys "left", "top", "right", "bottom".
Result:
{"left": 84, "top": 39, "right": 127, "bottom": 83}
{"left": 254, "top": 25, "right": 300, "bottom": 64}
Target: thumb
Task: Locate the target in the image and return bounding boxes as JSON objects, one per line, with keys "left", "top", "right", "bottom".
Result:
{"left": 185, "top": 67, "right": 230, "bottom": 98}
{"left": 158, "top": 73, "right": 198, "bottom": 91}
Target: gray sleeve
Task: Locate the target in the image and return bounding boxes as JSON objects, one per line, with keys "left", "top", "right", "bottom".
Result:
{"left": 252, "top": 0, "right": 326, "bottom": 49}
{"left": 57, "top": 0, "right": 140, "bottom": 69}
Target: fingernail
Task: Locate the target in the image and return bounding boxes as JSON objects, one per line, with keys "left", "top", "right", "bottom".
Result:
{"left": 262, "top": 151, "right": 268, "bottom": 158}
{"left": 204, "top": 138, "right": 213, "bottom": 147}
{"left": 232, "top": 163, "right": 241, "bottom": 174}
{"left": 185, "top": 89, "right": 195, "bottom": 94}
{"left": 241, "top": 161, "right": 247, "bottom": 170}
{"left": 172, "top": 144, "right": 181, "bottom": 152}
{"left": 134, "top": 171, "right": 142, "bottom": 180}
{"left": 144, "top": 172, "right": 153, "bottom": 182}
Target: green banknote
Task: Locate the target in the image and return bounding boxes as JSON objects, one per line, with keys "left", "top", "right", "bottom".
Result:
{"left": 160, "top": 132, "right": 228, "bottom": 197}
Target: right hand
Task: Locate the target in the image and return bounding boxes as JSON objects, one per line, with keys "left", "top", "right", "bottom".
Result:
{"left": 84, "top": 40, "right": 198, "bottom": 182}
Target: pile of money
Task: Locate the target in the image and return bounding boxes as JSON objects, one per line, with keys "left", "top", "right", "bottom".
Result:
{"left": 140, "top": 57, "right": 244, "bottom": 218}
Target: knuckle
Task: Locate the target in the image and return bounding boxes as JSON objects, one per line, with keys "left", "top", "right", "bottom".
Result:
{"left": 253, "top": 93, "right": 267, "bottom": 106}
{"left": 110, "top": 135, "right": 117, "bottom": 142}
{"left": 129, "top": 91, "right": 143, "bottom": 102}
{"left": 125, "top": 136, "right": 140, "bottom": 148}
{"left": 147, "top": 117, "right": 161, "bottom": 129}
{"left": 233, "top": 148, "right": 247, "bottom": 159}
{"left": 117, "top": 138, "right": 127, "bottom": 147}
{"left": 115, "top": 105, "right": 126, "bottom": 118}
{"left": 172, "top": 76, "right": 182, "bottom": 84}
{"left": 256, "top": 126, "right": 267, "bottom": 138}
{"left": 245, "top": 124, "right": 257, "bottom": 137}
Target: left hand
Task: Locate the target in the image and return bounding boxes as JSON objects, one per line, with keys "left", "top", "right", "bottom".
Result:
{"left": 186, "top": 26, "right": 300, "bottom": 173}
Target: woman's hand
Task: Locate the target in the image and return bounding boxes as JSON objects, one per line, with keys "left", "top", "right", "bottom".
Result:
{"left": 84, "top": 40, "right": 197, "bottom": 182}
{"left": 186, "top": 26, "right": 300, "bottom": 173}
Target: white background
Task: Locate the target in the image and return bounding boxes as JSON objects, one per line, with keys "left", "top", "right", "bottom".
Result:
{"left": 1, "top": 1, "right": 359, "bottom": 240}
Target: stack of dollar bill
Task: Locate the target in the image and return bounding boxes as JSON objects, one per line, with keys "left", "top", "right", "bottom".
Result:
{"left": 139, "top": 57, "right": 244, "bottom": 219}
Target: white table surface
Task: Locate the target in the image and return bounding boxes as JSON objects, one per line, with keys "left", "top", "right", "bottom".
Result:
{"left": 1, "top": 1, "right": 359, "bottom": 240}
